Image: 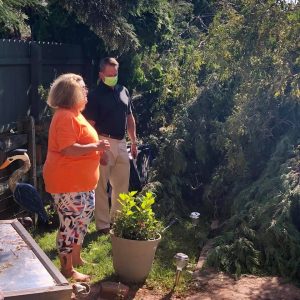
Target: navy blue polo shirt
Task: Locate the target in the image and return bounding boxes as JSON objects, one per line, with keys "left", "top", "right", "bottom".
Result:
{"left": 83, "top": 82, "right": 133, "bottom": 139}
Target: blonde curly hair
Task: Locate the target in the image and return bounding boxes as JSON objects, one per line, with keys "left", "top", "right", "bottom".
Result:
{"left": 47, "top": 73, "right": 86, "bottom": 109}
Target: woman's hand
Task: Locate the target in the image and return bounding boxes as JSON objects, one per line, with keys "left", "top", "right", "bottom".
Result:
{"left": 97, "top": 140, "right": 110, "bottom": 166}
{"left": 61, "top": 140, "right": 110, "bottom": 157}
{"left": 130, "top": 143, "right": 138, "bottom": 159}
{"left": 96, "top": 139, "right": 110, "bottom": 152}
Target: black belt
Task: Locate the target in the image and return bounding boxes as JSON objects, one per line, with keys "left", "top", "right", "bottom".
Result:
{"left": 100, "top": 133, "right": 124, "bottom": 140}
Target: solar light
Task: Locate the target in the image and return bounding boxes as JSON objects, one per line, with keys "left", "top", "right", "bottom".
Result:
{"left": 173, "top": 253, "right": 189, "bottom": 287}
{"left": 190, "top": 212, "right": 200, "bottom": 226}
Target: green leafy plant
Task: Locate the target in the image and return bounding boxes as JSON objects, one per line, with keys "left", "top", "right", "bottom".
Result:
{"left": 112, "top": 191, "right": 163, "bottom": 241}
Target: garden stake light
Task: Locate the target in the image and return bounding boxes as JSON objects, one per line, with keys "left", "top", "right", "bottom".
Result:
{"left": 162, "top": 217, "right": 179, "bottom": 232}
{"left": 190, "top": 212, "right": 200, "bottom": 226}
{"left": 173, "top": 253, "right": 189, "bottom": 287}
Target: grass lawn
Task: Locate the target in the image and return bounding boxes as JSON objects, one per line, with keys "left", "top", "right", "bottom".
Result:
{"left": 32, "top": 218, "right": 207, "bottom": 294}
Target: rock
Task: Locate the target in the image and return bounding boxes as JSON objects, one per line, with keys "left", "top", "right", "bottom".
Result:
{"left": 99, "top": 281, "right": 129, "bottom": 299}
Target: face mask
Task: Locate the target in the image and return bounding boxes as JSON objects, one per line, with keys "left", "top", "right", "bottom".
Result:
{"left": 103, "top": 75, "right": 118, "bottom": 87}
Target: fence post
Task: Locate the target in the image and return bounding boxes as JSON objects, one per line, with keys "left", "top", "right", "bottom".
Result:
{"left": 27, "top": 116, "right": 37, "bottom": 189}
{"left": 29, "top": 42, "right": 41, "bottom": 189}
{"left": 83, "top": 58, "right": 94, "bottom": 87}
{"left": 30, "top": 42, "right": 42, "bottom": 120}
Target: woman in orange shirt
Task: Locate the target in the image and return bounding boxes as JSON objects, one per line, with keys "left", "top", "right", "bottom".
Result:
{"left": 43, "top": 73, "right": 110, "bottom": 282}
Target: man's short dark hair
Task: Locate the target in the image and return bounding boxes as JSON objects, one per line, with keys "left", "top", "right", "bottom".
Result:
{"left": 99, "top": 57, "right": 119, "bottom": 72}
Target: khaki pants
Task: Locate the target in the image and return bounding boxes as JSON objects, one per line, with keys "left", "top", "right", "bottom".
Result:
{"left": 95, "top": 136, "right": 130, "bottom": 230}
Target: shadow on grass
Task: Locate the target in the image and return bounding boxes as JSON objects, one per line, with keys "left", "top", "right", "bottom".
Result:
{"left": 82, "top": 229, "right": 101, "bottom": 246}
{"left": 126, "top": 283, "right": 145, "bottom": 300}
{"left": 30, "top": 222, "right": 58, "bottom": 237}
{"left": 43, "top": 248, "right": 58, "bottom": 261}
{"left": 154, "top": 221, "right": 205, "bottom": 269}
{"left": 83, "top": 230, "right": 113, "bottom": 255}
{"left": 31, "top": 225, "right": 59, "bottom": 261}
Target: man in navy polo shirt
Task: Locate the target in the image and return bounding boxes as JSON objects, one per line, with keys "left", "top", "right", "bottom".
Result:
{"left": 83, "top": 57, "right": 137, "bottom": 233}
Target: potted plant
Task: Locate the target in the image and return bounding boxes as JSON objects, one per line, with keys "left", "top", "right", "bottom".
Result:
{"left": 110, "top": 191, "right": 163, "bottom": 283}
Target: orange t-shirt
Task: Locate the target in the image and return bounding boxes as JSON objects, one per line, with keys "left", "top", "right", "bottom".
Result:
{"left": 43, "top": 108, "right": 100, "bottom": 193}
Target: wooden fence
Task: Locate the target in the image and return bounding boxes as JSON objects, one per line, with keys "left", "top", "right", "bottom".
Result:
{"left": 0, "top": 39, "right": 96, "bottom": 130}
{"left": 0, "top": 39, "right": 96, "bottom": 218}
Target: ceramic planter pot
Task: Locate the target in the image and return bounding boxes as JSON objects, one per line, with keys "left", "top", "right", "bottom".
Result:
{"left": 110, "top": 231, "right": 161, "bottom": 283}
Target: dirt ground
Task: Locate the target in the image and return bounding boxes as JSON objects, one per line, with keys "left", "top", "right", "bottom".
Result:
{"left": 73, "top": 239, "right": 300, "bottom": 300}
{"left": 186, "top": 269, "right": 300, "bottom": 300}
{"left": 73, "top": 269, "right": 300, "bottom": 300}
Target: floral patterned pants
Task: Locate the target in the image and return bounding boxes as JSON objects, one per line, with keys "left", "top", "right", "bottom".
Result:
{"left": 51, "top": 191, "right": 95, "bottom": 254}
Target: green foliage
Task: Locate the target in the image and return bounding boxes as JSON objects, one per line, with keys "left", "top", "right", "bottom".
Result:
{"left": 121, "top": 0, "right": 209, "bottom": 136}
{"left": 131, "top": 39, "right": 204, "bottom": 136}
{"left": 57, "top": 0, "right": 138, "bottom": 53}
{"left": 207, "top": 136, "right": 300, "bottom": 279}
{"left": 55, "top": 0, "right": 174, "bottom": 54}
{"left": 112, "top": 191, "right": 163, "bottom": 241}
{"left": 150, "top": 0, "right": 299, "bottom": 202}
{"left": 207, "top": 236, "right": 261, "bottom": 278}
{"left": 128, "top": 0, "right": 173, "bottom": 48}
{"left": 0, "top": 0, "right": 42, "bottom": 38}
{"left": 145, "top": 0, "right": 300, "bottom": 281}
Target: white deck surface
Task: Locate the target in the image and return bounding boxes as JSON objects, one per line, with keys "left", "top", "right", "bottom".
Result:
{"left": 0, "top": 223, "right": 56, "bottom": 292}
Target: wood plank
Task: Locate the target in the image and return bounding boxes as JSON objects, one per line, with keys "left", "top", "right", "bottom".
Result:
{"left": 0, "top": 191, "right": 13, "bottom": 205}
{"left": 0, "top": 134, "right": 28, "bottom": 152}
{"left": 4, "top": 286, "right": 72, "bottom": 300}
{"left": 0, "top": 219, "right": 14, "bottom": 224}
{"left": 0, "top": 182, "right": 9, "bottom": 195}
{"left": 30, "top": 44, "right": 42, "bottom": 120}
{"left": 42, "top": 58, "right": 84, "bottom": 65}
{"left": 0, "top": 201, "right": 20, "bottom": 218}
{"left": 27, "top": 117, "right": 37, "bottom": 187}
{"left": 0, "top": 173, "right": 9, "bottom": 181}
{"left": 0, "top": 122, "right": 18, "bottom": 134}
{"left": 0, "top": 193, "right": 14, "bottom": 212}
{"left": 0, "top": 58, "right": 30, "bottom": 65}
